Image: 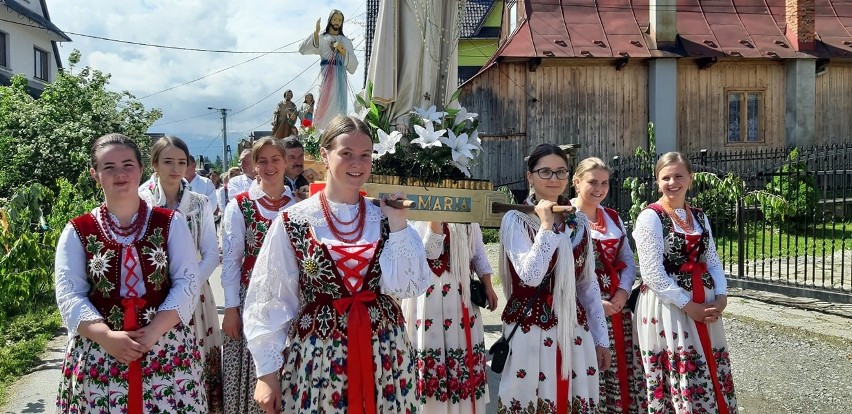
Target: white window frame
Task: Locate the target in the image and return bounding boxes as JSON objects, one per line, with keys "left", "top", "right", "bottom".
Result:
{"left": 34, "top": 47, "right": 49, "bottom": 81}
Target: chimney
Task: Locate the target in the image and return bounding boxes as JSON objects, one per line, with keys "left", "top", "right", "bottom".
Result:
{"left": 786, "top": 0, "right": 816, "bottom": 51}
{"left": 649, "top": 0, "right": 677, "bottom": 46}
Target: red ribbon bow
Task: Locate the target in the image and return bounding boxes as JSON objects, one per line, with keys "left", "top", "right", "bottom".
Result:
{"left": 333, "top": 291, "right": 378, "bottom": 414}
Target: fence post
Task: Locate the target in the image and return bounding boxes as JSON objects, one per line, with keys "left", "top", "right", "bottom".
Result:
{"left": 737, "top": 196, "right": 745, "bottom": 279}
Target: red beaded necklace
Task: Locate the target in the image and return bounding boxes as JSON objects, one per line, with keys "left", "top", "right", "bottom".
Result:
{"left": 319, "top": 191, "right": 366, "bottom": 243}
{"left": 659, "top": 198, "right": 695, "bottom": 233}
{"left": 99, "top": 200, "right": 147, "bottom": 242}
{"left": 589, "top": 207, "right": 607, "bottom": 234}
{"left": 257, "top": 194, "right": 290, "bottom": 211}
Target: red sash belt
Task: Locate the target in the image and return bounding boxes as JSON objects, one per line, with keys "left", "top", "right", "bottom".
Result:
{"left": 599, "top": 258, "right": 631, "bottom": 413}
{"left": 461, "top": 304, "right": 477, "bottom": 414}
{"left": 333, "top": 291, "right": 378, "bottom": 414}
{"left": 681, "top": 261, "right": 729, "bottom": 414}
{"left": 121, "top": 296, "right": 146, "bottom": 414}
{"left": 556, "top": 347, "right": 571, "bottom": 414}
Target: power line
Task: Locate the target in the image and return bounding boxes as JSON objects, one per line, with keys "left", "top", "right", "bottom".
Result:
{"left": 230, "top": 58, "right": 320, "bottom": 117}
{"left": 152, "top": 111, "right": 217, "bottom": 127}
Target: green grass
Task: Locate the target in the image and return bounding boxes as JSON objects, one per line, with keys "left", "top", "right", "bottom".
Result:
{"left": 714, "top": 222, "right": 852, "bottom": 262}
{"left": 0, "top": 297, "right": 62, "bottom": 407}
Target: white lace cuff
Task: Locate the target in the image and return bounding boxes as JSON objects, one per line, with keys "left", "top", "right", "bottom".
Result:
{"left": 423, "top": 230, "right": 445, "bottom": 260}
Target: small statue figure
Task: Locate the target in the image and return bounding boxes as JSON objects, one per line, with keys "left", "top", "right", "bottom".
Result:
{"left": 272, "top": 89, "right": 298, "bottom": 138}
{"left": 299, "top": 9, "right": 358, "bottom": 129}
{"left": 300, "top": 93, "right": 315, "bottom": 125}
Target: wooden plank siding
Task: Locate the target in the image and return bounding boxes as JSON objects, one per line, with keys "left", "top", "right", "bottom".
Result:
{"left": 814, "top": 62, "right": 852, "bottom": 145}
{"left": 461, "top": 60, "right": 648, "bottom": 187}
{"left": 677, "top": 60, "right": 787, "bottom": 152}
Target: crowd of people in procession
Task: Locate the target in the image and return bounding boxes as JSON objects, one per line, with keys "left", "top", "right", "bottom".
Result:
{"left": 53, "top": 115, "right": 738, "bottom": 414}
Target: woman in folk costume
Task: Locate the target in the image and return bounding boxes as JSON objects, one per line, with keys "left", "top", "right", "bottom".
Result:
{"left": 244, "top": 115, "right": 432, "bottom": 414}
{"left": 55, "top": 133, "right": 205, "bottom": 413}
{"left": 220, "top": 137, "right": 296, "bottom": 413}
{"left": 570, "top": 157, "right": 647, "bottom": 413}
{"left": 138, "top": 136, "right": 224, "bottom": 413}
{"left": 402, "top": 221, "right": 499, "bottom": 413}
{"left": 632, "top": 152, "right": 737, "bottom": 414}
{"left": 497, "top": 143, "right": 611, "bottom": 414}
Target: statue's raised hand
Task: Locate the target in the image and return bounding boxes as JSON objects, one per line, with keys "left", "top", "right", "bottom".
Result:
{"left": 315, "top": 18, "right": 321, "bottom": 35}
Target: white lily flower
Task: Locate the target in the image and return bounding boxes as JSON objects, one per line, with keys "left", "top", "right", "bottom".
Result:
{"left": 453, "top": 106, "right": 478, "bottom": 124}
{"left": 439, "top": 129, "right": 478, "bottom": 164}
{"left": 452, "top": 158, "right": 472, "bottom": 178}
{"left": 468, "top": 129, "right": 482, "bottom": 151}
{"left": 374, "top": 129, "right": 402, "bottom": 159}
{"left": 413, "top": 105, "right": 446, "bottom": 124}
{"left": 411, "top": 122, "right": 446, "bottom": 148}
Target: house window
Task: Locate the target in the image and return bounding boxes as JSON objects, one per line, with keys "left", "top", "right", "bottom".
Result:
{"left": 727, "top": 90, "right": 763, "bottom": 143}
{"left": 0, "top": 32, "right": 7, "bottom": 68}
{"left": 34, "top": 48, "right": 49, "bottom": 81}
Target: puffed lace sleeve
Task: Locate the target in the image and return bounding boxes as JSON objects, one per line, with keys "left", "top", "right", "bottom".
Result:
{"left": 159, "top": 213, "right": 201, "bottom": 324}
{"left": 499, "top": 210, "right": 560, "bottom": 287}
{"left": 633, "top": 209, "right": 690, "bottom": 308}
{"left": 702, "top": 215, "right": 728, "bottom": 297}
{"left": 616, "top": 216, "right": 637, "bottom": 292}
{"left": 197, "top": 197, "right": 219, "bottom": 283}
{"left": 470, "top": 223, "right": 493, "bottom": 275}
{"left": 575, "top": 221, "right": 609, "bottom": 347}
{"left": 221, "top": 198, "right": 246, "bottom": 309}
{"left": 244, "top": 217, "right": 300, "bottom": 377}
{"left": 379, "top": 225, "right": 431, "bottom": 298}
{"left": 413, "top": 221, "right": 445, "bottom": 260}
{"left": 54, "top": 223, "right": 104, "bottom": 337}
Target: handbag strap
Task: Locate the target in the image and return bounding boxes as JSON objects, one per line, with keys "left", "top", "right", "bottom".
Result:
{"left": 504, "top": 274, "right": 551, "bottom": 343}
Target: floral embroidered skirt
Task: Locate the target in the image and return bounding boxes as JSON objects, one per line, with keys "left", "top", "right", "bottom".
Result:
{"left": 497, "top": 322, "right": 600, "bottom": 413}
{"left": 401, "top": 278, "right": 489, "bottom": 414}
{"left": 222, "top": 284, "right": 264, "bottom": 414}
{"left": 191, "top": 280, "right": 224, "bottom": 414}
{"left": 279, "top": 323, "right": 418, "bottom": 413}
{"left": 56, "top": 323, "right": 206, "bottom": 413}
{"left": 598, "top": 307, "right": 647, "bottom": 413}
{"left": 635, "top": 288, "right": 738, "bottom": 414}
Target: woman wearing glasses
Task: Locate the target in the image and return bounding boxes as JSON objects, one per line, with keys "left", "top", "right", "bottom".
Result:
{"left": 497, "top": 143, "right": 610, "bottom": 413}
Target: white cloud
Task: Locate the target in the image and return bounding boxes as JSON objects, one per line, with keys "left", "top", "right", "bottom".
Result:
{"left": 48, "top": 0, "right": 367, "bottom": 162}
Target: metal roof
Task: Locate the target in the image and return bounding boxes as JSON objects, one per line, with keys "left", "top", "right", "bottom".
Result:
{"left": 493, "top": 0, "right": 852, "bottom": 60}
{"left": 460, "top": 0, "right": 498, "bottom": 38}
{"left": 1, "top": 0, "right": 71, "bottom": 42}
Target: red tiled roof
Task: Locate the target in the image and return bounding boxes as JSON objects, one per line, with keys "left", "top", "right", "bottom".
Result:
{"left": 493, "top": 0, "right": 852, "bottom": 60}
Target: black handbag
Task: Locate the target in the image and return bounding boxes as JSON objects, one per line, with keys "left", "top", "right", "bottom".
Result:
{"left": 469, "top": 277, "right": 487, "bottom": 308}
{"left": 488, "top": 276, "right": 550, "bottom": 373}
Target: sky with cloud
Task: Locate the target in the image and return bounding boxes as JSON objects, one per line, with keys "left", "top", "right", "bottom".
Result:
{"left": 47, "top": 0, "right": 367, "bottom": 166}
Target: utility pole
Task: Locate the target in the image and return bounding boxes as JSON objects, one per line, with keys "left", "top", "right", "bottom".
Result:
{"left": 208, "top": 107, "right": 230, "bottom": 172}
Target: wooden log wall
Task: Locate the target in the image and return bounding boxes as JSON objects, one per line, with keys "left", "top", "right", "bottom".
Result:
{"left": 677, "top": 60, "right": 786, "bottom": 152}
{"left": 461, "top": 60, "right": 648, "bottom": 189}
{"left": 814, "top": 62, "right": 852, "bottom": 145}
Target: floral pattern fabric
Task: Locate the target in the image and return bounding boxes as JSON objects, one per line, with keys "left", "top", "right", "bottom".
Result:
{"left": 634, "top": 205, "right": 738, "bottom": 414}
{"left": 57, "top": 324, "right": 206, "bottom": 413}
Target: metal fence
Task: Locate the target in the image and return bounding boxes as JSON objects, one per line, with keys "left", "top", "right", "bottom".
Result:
{"left": 606, "top": 142, "right": 852, "bottom": 303}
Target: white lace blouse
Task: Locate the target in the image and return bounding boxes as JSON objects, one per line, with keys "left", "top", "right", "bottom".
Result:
{"left": 499, "top": 210, "right": 609, "bottom": 348}
{"left": 220, "top": 184, "right": 295, "bottom": 309}
{"left": 632, "top": 208, "right": 727, "bottom": 308}
{"left": 54, "top": 207, "right": 201, "bottom": 337}
{"left": 243, "top": 195, "right": 432, "bottom": 376}
{"left": 139, "top": 179, "right": 219, "bottom": 284}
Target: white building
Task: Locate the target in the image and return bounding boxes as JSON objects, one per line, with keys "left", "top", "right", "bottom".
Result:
{"left": 0, "top": 0, "right": 70, "bottom": 96}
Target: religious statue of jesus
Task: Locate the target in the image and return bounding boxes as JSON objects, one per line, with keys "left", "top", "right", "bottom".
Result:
{"left": 299, "top": 9, "right": 359, "bottom": 129}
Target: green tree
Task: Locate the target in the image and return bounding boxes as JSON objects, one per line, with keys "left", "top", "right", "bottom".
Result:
{"left": 0, "top": 50, "right": 161, "bottom": 197}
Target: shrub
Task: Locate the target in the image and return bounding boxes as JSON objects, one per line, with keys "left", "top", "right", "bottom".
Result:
{"left": 761, "top": 148, "right": 819, "bottom": 226}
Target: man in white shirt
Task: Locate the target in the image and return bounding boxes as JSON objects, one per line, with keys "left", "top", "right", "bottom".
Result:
{"left": 227, "top": 149, "right": 256, "bottom": 200}
{"left": 186, "top": 155, "right": 217, "bottom": 207}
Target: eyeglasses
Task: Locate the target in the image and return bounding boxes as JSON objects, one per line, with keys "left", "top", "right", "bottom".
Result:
{"left": 531, "top": 168, "right": 569, "bottom": 180}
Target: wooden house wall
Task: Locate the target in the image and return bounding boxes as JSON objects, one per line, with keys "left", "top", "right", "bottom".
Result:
{"left": 525, "top": 61, "right": 648, "bottom": 161}
{"left": 461, "top": 60, "right": 648, "bottom": 189}
{"left": 814, "top": 62, "right": 852, "bottom": 145}
{"left": 677, "top": 61, "right": 787, "bottom": 152}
